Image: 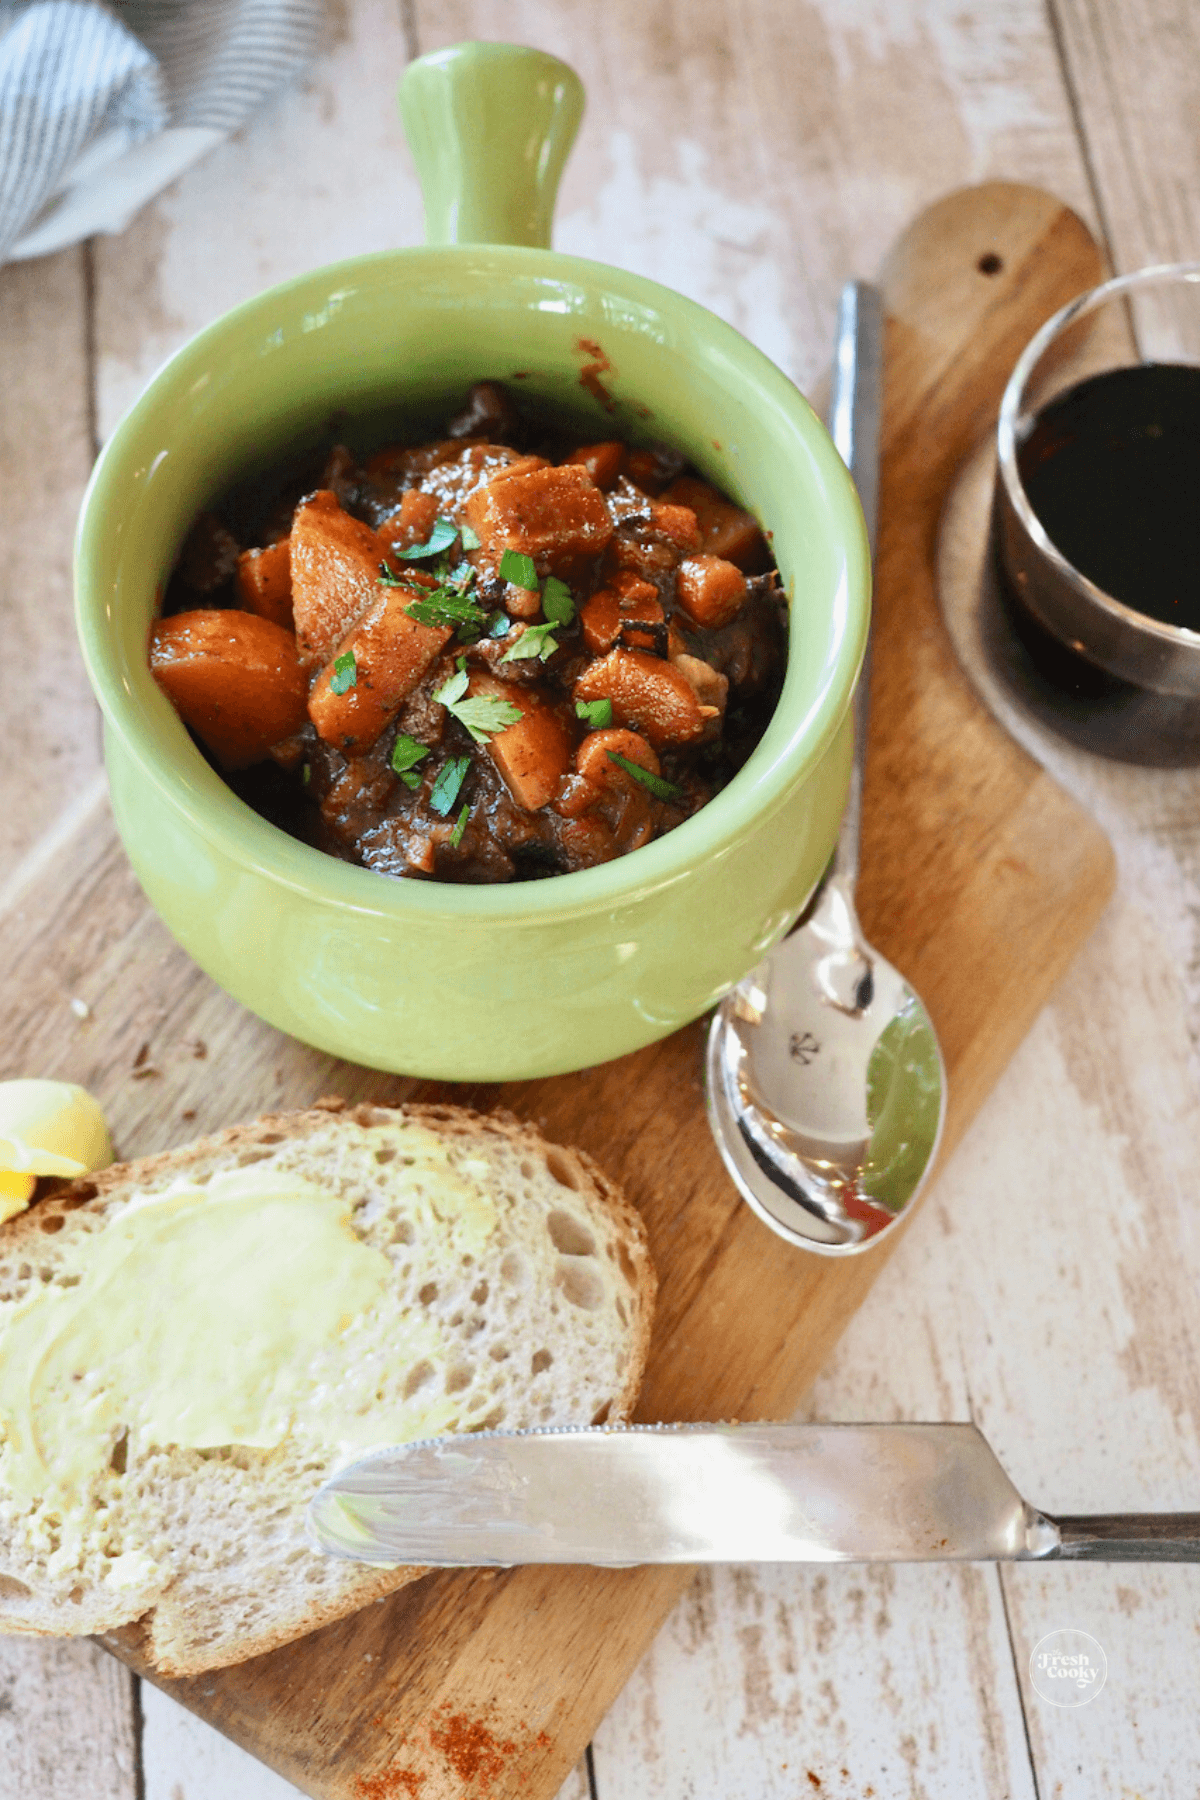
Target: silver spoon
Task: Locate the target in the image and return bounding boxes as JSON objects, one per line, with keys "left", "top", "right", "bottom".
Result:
{"left": 706, "top": 281, "right": 946, "bottom": 1253}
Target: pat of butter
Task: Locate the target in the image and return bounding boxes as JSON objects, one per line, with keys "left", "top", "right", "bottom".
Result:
{"left": 0, "top": 1165, "right": 396, "bottom": 1506}
{"left": 0, "top": 1080, "right": 112, "bottom": 1224}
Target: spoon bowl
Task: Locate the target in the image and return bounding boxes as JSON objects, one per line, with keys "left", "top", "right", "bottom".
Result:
{"left": 706, "top": 283, "right": 947, "bottom": 1252}
{"left": 706, "top": 877, "right": 945, "bottom": 1251}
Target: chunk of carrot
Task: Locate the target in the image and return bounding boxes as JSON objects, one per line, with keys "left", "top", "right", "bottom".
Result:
{"left": 575, "top": 728, "right": 660, "bottom": 787}
{"left": 463, "top": 463, "right": 613, "bottom": 575}
{"left": 468, "top": 673, "right": 574, "bottom": 813}
{"left": 564, "top": 442, "right": 625, "bottom": 490}
{"left": 235, "top": 538, "right": 293, "bottom": 629}
{"left": 662, "top": 476, "right": 767, "bottom": 570}
{"left": 675, "top": 554, "right": 749, "bottom": 628}
{"left": 648, "top": 503, "right": 701, "bottom": 553}
{"left": 308, "top": 585, "right": 451, "bottom": 756}
{"left": 377, "top": 488, "right": 441, "bottom": 554}
{"left": 290, "top": 490, "right": 387, "bottom": 665}
{"left": 580, "top": 574, "right": 661, "bottom": 655}
{"left": 149, "top": 610, "right": 308, "bottom": 769}
{"left": 580, "top": 588, "right": 622, "bottom": 656}
{"left": 573, "top": 648, "right": 706, "bottom": 748}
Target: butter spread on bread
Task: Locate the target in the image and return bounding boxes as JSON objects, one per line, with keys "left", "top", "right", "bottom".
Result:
{"left": 0, "top": 1101, "right": 654, "bottom": 1676}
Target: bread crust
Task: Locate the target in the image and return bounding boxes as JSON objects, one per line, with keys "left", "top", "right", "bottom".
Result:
{"left": 0, "top": 1099, "right": 655, "bottom": 1677}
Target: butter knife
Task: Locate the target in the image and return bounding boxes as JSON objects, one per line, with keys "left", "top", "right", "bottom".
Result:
{"left": 307, "top": 1423, "right": 1200, "bottom": 1567}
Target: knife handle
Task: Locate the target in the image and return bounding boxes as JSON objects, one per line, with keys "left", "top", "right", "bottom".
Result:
{"left": 1052, "top": 1513, "right": 1200, "bottom": 1561}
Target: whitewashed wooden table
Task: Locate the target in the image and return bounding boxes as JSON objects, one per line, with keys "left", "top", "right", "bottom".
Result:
{"left": 2, "top": 2, "right": 1199, "bottom": 1795}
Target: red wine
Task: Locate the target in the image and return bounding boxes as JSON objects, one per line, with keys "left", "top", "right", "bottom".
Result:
{"left": 1017, "top": 363, "right": 1200, "bottom": 632}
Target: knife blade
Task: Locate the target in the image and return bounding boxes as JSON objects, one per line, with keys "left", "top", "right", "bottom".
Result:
{"left": 306, "top": 1422, "right": 1200, "bottom": 1568}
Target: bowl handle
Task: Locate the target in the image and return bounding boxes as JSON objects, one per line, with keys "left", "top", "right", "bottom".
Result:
{"left": 399, "top": 41, "right": 584, "bottom": 249}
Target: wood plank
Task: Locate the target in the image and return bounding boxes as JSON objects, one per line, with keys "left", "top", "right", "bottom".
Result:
{"left": 144, "top": 1682, "right": 309, "bottom": 1800}
{"left": 594, "top": 1564, "right": 1038, "bottom": 1799}
{"left": 1050, "top": 0, "right": 1200, "bottom": 273}
{"left": 0, "top": 240, "right": 139, "bottom": 1800}
{"left": 0, "top": 1637, "right": 137, "bottom": 1800}
{"left": 0, "top": 248, "right": 102, "bottom": 888}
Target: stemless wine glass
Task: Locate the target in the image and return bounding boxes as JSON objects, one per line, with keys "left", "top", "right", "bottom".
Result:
{"left": 994, "top": 262, "right": 1200, "bottom": 696}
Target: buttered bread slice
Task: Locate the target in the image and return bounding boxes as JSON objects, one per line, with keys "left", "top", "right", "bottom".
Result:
{"left": 0, "top": 1099, "right": 655, "bottom": 1676}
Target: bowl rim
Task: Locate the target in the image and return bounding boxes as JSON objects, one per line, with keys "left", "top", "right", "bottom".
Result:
{"left": 76, "top": 241, "right": 869, "bottom": 922}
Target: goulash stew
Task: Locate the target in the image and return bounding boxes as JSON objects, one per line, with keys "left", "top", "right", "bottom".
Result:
{"left": 150, "top": 382, "right": 787, "bottom": 884}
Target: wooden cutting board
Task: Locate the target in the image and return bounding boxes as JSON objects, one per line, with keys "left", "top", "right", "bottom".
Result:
{"left": 0, "top": 183, "right": 1113, "bottom": 1800}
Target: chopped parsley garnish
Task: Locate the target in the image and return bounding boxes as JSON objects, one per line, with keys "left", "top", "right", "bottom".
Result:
{"left": 454, "top": 696, "right": 525, "bottom": 739}
{"left": 498, "top": 548, "right": 538, "bottom": 590}
{"left": 541, "top": 576, "right": 575, "bottom": 625}
{"left": 394, "top": 516, "right": 458, "bottom": 561}
{"left": 429, "top": 756, "right": 471, "bottom": 816}
{"left": 403, "top": 585, "right": 487, "bottom": 632}
{"left": 301, "top": 761, "right": 312, "bottom": 786}
{"left": 487, "top": 609, "right": 513, "bottom": 638}
{"left": 575, "top": 697, "right": 614, "bottom": 730}
{"left": 436, "top": 669, "right": 469, "bottom": 707}
{"left": 390, "top": 734, "right": 430, "bottom": 778}
{"left": 607, "top": 750, "right": 681, "bottom": 800}
{"left": 329, "top": 651, "right": 357, "bottom": 695}
{"left": 433, "top": 669, "right": 524, "bottom": 743}
{"left": 499, "top": 621, "right": 559, "bottom": 663}
{"left": 383, "top": 556, "right": 488, "bottom": 635}
{"left": 449, "top": 803, "right": 470, "bottom": 848}
{"left": 459, "top": 523, "right": 481, "bottom": 550}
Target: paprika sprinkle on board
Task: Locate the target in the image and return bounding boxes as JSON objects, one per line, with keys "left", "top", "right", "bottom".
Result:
{"left": 353, "top": 1707, "right": 554, "bottom": 1797}
{"left": 351, "top": 1768, "right": 426, "bottom": 1799}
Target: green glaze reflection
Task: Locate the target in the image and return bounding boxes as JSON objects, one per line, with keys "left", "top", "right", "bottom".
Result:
{"left": 860, "top": 999, "right": 944, "bottom": 1214}
{"left": 399, "top": 43, "right": 584, "bottom": 248}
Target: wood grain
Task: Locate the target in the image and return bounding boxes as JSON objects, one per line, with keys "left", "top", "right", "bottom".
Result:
{"left": 0, "top": 241, "right": 138, "bottom": 1800}
{"left": 1050, "top": 0, "right": 1200, "bottom": 273}
{"left": 0, "top": 1637, "right": 137, "bottom": 1800}
{"left": 933, "top": 437, "right": 1200, "bottom": 1799}
{"left": 0, "top": 183, "right": 1111, "bottom": 1799}
{"left": 0, "top": 248, "right": 103, "bottom": 897}
{"left": 593, "top": 1562, "right": 1039, "bottom": 1799}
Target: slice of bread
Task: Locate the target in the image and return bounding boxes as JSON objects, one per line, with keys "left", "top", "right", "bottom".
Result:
{"left": 0, "top": 1099, "right": 655, "bottom": 1677}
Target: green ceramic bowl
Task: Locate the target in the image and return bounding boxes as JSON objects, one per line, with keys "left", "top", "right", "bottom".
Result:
{"left": 74, "top": 43, "right": 869, "bottom": 1081}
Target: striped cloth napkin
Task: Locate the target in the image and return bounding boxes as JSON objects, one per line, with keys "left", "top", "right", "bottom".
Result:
{"left": 0, "top": 0, "right": 323, "bottom": 263}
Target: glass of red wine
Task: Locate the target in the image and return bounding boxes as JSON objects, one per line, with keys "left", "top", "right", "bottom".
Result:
{"left": 995, "top": 262, "right": 1200, "bottom": 698}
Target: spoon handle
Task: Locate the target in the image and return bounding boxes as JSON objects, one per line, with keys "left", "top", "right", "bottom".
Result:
{"left": 828, "top": 280, "right": 884, "bottom": 896}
